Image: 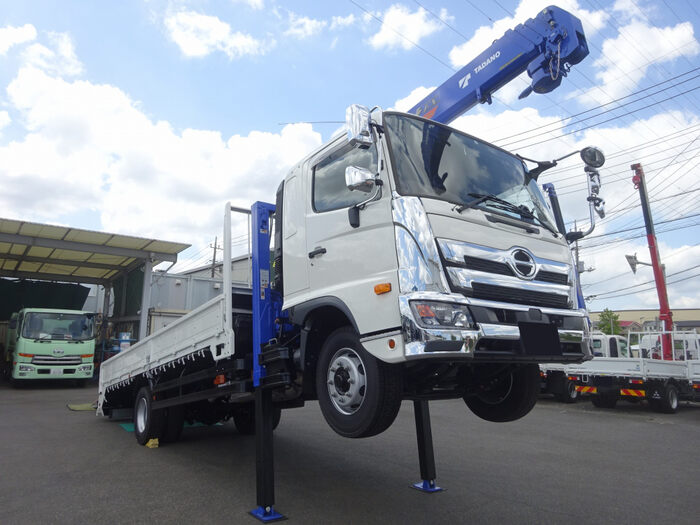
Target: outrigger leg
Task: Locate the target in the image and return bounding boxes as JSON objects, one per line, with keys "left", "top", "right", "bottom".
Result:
{"left": 249, "top": 388, "right": 286, "bottom": 522}
{"left": 411, "top": 400, "right": 443, "bottom": 493}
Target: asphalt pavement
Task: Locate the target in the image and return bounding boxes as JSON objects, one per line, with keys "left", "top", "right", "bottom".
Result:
{"left": 0, "top": 380, "right": 698, "bottom": 525}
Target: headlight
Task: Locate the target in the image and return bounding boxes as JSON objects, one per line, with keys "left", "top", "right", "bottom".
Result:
{"left": 19, "top": 365, "right": 35, "bottom": 372}
{"left": 410, "top": 301, "right": 473, "bottom": 328}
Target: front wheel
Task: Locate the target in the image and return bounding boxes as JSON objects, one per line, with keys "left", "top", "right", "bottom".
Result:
{"left": 134, "top": 386, "right": 164, "bottom": 445}
{"left": 316, "top": 327, "right": 402, "bottom": 438}
{"left": 463, "top": 364, "right": 540, "bottom": 422}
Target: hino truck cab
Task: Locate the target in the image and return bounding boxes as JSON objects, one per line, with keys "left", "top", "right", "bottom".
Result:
{"left": 275, "top": 106, "right": 594, "bottom": 436}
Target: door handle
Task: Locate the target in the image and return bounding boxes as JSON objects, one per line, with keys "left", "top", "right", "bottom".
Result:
{"left": 308, "top": 247, "right": 327, "bottom": 259}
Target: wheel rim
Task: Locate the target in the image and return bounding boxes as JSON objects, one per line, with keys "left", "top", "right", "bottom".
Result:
{"left": 326, "top": 347, "right": 366, "bottom": 415}
{"left": 136, "top": 397, "right": 148, "bottom": 434}
{"left": 567, "top": 381, "right": 577, "bottom": 399}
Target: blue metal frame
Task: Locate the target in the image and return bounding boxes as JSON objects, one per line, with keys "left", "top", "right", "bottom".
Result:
{"left": 251, "top": 201, "right": 283, "bottom": 387}
{"left": 250, "top": 506, "right": 287, "bottom": 523}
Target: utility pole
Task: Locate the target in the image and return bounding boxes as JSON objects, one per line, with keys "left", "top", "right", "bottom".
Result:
{"left": 630, "top": 163, "right": 673, "bottom": 360}
{"left": 210, "top": 236, "right": 218, "bottom": 278}
{"left": 574, "top": 220, "right": 580, "bottom": 272}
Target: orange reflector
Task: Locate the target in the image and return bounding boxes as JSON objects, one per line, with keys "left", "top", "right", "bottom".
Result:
{"left": 567, "top": 376, "right": 578, "bottom": 381}
{"left": 693, "top": 384, "right": 700, "bottom": 390}
{"left": 630, "top": 379, "right": 643, "bottom": 384}
{"left": 18, "top": 353, "right": 34, "bottom": 358}
{"left": 374, "top": 283, "right": 392, "bottom": 295}
{"left": 214, "top": 374, "right": 226, "bottom": 385}
{"left": 81, "top": 354, "right": 94, "bottom": 358}
{"left": 388, "top": 339, "right": 396, "bottom": 349}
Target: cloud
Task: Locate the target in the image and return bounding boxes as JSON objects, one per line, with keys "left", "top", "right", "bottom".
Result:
{"left": 0, "top": 111, "right": 10, "bottom": 131}
{"left": 164, "top": 10, "right": 272, "bottom": 59}
{"left": 0, "top": 23, "right": 37, "bottom": 55}
{"left": 392, "top": 85, "right": 436, "bottom": 112}
{"left": 448, "top": 0, "right": 607, "bottom": 67}
{"left": 368, "top": 5, "right": 447, "bottom": 51}
{"left": 231, "top": 0, "right": 264, "bottom": 9}
{"left": 1, "top": 65, "right": 322, "bottom": 248}
{"left": 22, "top": 32, "right": 83, "bottom": 77}
{"left": 330, "top": 14, "right": 356, "bottom": 30}
{"left": 284, "top": 13, "right": 326, "bottom": 39}
{"left": 585, "top": 20, "right": 700, "bottom": 103}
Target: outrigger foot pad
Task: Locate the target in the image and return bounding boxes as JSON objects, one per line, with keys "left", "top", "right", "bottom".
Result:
{"left": 411, "top": 479, "right": 445, "bottom": 492}
{"left": 249, "top": 506, "right": 287, "bottom": 522}
{"left": 411, "top": 479, "right": 444, "bottom": 493}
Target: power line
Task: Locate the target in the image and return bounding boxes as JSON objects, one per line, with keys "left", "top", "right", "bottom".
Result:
{"left": 494, "top": 67, "right": 700, "bottom": 144}
{"left": 588, "top": 271, "right": 700, "bottom": 301}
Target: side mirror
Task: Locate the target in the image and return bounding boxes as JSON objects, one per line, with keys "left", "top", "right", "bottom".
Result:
{"left": 580, "top": 146, "right": 605, "bottom": 168}
{"left": 345, "top": 166, "right": 376, "bottom": 193}
{"left": 9, "top": 319, "right": 16, "bottom": 329}
{"left": 345, "top": 104, "right": 373, "bottom": 148}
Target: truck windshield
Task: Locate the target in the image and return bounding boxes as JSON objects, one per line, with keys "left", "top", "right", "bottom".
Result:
{"left": 22, "top": 312, "right": 95, "bottom": 341}
{"left": 383, "top": 113, "right": 557, "bottom": 231}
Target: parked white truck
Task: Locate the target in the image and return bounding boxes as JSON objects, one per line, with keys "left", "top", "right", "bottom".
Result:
{"left": 569, "top": 331, "right": 700, "bottom": 412}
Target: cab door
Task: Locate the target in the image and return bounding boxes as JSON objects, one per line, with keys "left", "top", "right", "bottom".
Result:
{"left": 303, "top": 138, "right": 399, "bottom": 335}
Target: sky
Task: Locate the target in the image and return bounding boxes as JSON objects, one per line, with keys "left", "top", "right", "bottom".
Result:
{"left": 1, "top": 0, "right": 699, "bottom": 316}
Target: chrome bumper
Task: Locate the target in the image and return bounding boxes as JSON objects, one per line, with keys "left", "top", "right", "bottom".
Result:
{"left": 399, "top": 293, "right": 591, "bottom": 363}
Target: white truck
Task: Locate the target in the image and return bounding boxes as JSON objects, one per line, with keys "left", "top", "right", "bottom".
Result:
{"left": 539, "top": 332, "right": 629, "bottom": 403}
{"left": 568, "top": 331, "right": 700, "bottom": 412}
{"left": 98, "top": 107, "right": 599, "bottom": 433}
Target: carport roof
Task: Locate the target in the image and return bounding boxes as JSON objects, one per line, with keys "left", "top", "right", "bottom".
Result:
{"left": 0, "top": 217, "right": 190, "bottom": 285}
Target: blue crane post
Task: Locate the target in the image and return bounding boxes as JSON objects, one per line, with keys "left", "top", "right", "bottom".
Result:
{"left": 249, "top": 200, "right": 286, "bottom": 523}
{"left": 409, "top": 5, "right": 588, "bottom": 125}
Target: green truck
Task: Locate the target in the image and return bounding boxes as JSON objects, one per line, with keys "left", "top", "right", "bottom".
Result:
{"left": 4, "top": 308, "right": 96, "bottom": 386}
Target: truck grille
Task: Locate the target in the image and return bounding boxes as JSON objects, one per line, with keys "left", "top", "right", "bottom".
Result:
{"left": 31, "top": 355, "right": 82, "bottom": 365}
{"left": 471, "top": 282, "right": 569, "bottom": 309}
{"left": 463, "top": 256, "right": 569, "bottom": 285}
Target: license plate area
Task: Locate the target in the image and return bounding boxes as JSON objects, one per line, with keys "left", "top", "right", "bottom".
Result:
{"left": 50, "top": 368, "right": 62, "bottom": 376}
{"left": 518, "top": 322, "right": 562, "bottom": 356}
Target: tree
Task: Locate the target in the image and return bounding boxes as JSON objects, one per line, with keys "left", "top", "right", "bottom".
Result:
{"left": 598, "top": 308, "right": 621, "bottom": 335}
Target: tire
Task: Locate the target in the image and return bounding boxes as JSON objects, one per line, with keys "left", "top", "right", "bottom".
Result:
{"left": 316, "top": 327, "right": 403, "bottom": 438}
{"left": 160, "top": 405, "right": 185, "bottom": 443}
{"left": 654, "top": 384, "right": 679, "bottom": 414}
{"left": 232, "top": 403, "right": 281, "bottom": 435}
{"left": 464, "top": 364, "right": 540, "bottom": 422}
{"left": 555, "top": 379, "right": 578, "bottom": 404}
{"left": 134, "top": 386, "right": 165, "bottom": 446}
{"left": 591, "top": 393, "right": 618, "bottom": 409}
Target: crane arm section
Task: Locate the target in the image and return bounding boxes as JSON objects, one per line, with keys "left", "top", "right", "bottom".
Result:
{"left": 409, "top": 5, "right": 588, "bottom": 125}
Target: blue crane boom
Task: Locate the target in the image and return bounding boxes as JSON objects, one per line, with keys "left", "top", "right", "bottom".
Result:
{"left": 409, "top": 5, "right": 588, "bottom": 125}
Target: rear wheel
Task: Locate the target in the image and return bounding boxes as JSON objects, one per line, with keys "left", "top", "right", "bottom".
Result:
{"left": 316, "top": 327, "right": 402, "bottom": 438}
{"left": 134, "top": 386, "right": 164, "bottom": 445}
{"left": 653, "top": 383, "right": 679, "bottom": 414}
{"left": 463, "top": 364, "right": 540, "bottom": 422}
{"left": 232, "top": 403, "right": 281, "bottom": 435}
{"left": 555, "top": 379, "right": 579, "bottom": 404}
{"left": 591, "top": 393, "right": 618, "bottom": 409}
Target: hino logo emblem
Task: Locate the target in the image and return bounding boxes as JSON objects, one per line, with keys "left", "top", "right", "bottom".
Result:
{"left": 52, "top": 348, "right": 65, "bottom": 356}
{"left": 509, "top": 248, "right": 537, "bottom": 279}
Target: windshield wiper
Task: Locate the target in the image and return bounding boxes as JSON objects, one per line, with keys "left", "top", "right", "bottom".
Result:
{"left": 455, "top": 193, "right": 558, "bottom": 236}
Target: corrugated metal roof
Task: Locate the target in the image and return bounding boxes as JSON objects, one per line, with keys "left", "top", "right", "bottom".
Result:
{"left": 0, "top": 217, "right": 190, "bottom": 285}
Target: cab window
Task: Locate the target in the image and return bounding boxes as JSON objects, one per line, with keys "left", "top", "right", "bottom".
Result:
{"left": 313, "top": 144, "right": 378, "bottom": 213}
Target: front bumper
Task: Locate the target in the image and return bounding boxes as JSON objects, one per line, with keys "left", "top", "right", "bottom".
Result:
{"left": 12, "top": 362, "right": 93, "bottom": 380}
{"left": 399, "top": 293, "right": 591, "bottom": 363}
